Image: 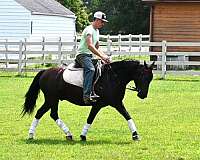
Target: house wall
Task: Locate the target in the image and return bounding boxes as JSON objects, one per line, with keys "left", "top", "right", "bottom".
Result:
{"left": 0, "top": 0, "right": 31, "bottom": 40}
{"left": 30, "top": 14, "right": 76, "bottom": 41}
{"left": 0, "top": 0, "right": 76, "bottom": 42}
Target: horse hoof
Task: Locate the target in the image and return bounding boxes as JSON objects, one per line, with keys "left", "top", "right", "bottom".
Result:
{"left": 132, "top": 131, "right": 141, "bottom": 141}
{"left": 80, "top": 135, "right": 86, "bottom": 141}
{"left": 28, "top": 137, "right": 34, "bottom": 141}
{"left": 132, "top": 135, "right": 141, "bottom": 141}
{"left": 66, "top": 135, "right": 73, "bottom": 141}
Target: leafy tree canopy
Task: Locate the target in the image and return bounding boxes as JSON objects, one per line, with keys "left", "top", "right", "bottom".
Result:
{"left": 57, "top": 0, "right": 150, "bottom": 34}
{"left": 86, "top": 0, "right": 150, "bottom": 34}
{"left": 57, "top": 0, "right": 90, "bottom": 32}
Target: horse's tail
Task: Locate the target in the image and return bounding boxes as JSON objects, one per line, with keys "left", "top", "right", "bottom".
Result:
{"left": 21, "top": 70, "right": 45, "bottom": 117}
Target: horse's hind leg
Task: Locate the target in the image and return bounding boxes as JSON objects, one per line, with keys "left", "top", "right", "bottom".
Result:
{"left": 49, "top": 99, "right": 73, "bottom": 140}
{"left": 28, "top": 97, "right": 72, "bottom": 140}
{"left": 28, "top": 101, "right": 50, "bottom": 139}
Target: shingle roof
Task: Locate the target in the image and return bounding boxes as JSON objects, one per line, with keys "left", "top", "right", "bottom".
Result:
{"left": 15, "top": 0, "right": 75, "bottom": 17}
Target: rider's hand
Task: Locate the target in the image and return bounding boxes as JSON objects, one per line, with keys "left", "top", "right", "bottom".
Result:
{"left": 102, "top": 55, "right": 111, "bottom": 64}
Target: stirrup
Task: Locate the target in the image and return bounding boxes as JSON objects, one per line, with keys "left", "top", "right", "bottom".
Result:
{"left": 90, "top": 94, "right": 100, "bottom": 100}
{"left": 83, "top": 97, "right": 96, "bottom": 105}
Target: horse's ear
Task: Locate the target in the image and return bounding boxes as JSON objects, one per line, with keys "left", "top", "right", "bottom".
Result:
{"left": 150, "top": 61, "right": 155, "bottom": 70}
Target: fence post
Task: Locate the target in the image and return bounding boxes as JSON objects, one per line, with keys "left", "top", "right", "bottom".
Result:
{"left": 129, "top": 34, "right": 132, "bottom": 55}
{"left": 107, "top": 34, "right": 111, "bottom": 56}
{"left": 161, "top": 40, "right": 167, "bottom": 79}
{"left": 42, "top": 36, "right": 45, "bottom": 65}
{"left": 18, "top": 40, "right": 23, "bottom": 75}
{"left": 24, "top": 38, "right": 27, "bottom": 69}
{"left": 118, "top": 34, "right": 121, "bottom": 52}
{"left": 139, "top": 34, "right": 142, "bottom": 59}
{"left": 58, "top": 37, "right": 62, "bottom": 66}
{"left": 5, "top": 39, "right": 8, "bottom": 68}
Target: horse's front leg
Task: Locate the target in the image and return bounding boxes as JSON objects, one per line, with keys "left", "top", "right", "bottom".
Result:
{"left": 80, "top": 106, "right": 101, "bottom": 141}
{"left": 114, "top": 103, "right": 140, "bottom": 141}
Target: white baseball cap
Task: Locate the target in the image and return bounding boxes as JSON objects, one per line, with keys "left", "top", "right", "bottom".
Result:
{"left": 94, "top": 11, "right": 108, "bottom": 22}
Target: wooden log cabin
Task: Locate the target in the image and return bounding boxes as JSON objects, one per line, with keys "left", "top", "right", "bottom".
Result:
{"left": 143, "top": 0, "right": 200, "bottom": 61}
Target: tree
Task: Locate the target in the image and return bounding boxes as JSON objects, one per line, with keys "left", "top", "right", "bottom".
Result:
{"left": 57, "top": 0, "right": 90, "bottom": 32}
{"left": 57, "top": 0, "right": 150, "bottom": 34}
{"left": 86, "top": 0, "right": 150, "bottom": 35}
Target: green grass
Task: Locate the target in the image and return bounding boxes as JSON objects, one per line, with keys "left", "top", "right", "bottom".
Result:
{"left": 0, "top": 72, "right": 200, "bottom": 160}
{"left": 112, "top": 55, "right": 150, "bottom": 61}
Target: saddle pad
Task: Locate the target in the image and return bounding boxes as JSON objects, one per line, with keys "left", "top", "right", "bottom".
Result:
{"left": 67, "top": 63, "right": 82, "bottom": 71}
{"left": 63, "top": 64, "right": 83, "bottom": 88}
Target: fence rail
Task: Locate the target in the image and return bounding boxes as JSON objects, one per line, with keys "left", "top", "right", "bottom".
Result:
{"left": 0, "top": 34, "right": 200, "bottom": 78}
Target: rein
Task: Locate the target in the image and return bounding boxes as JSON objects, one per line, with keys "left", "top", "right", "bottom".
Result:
{"left": 126, "top": 85, "right": 138, "bottom": 92}
{"left": 106, "top": 64, "right": 121, "bottom": 85}
{"left": 106, "top": 64, "right": 138, "bottom": 92}
{"left": 104, "top": 64, "right": 138, "bottom": 92}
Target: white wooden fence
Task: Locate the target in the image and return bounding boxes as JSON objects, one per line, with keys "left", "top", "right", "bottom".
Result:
{"left": 0, "top": 34, "right": 200, "bottom": 78}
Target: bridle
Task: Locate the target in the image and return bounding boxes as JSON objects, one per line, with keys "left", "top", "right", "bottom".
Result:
{"left": 106, "top": 64, "right": 139, "bottom": 92}
{"left": 126, "top": 85, "right": 138, "bottom": 92}
{"left": 126, "top": 68, "right": 152, "bottom": 92}
{"left": 103, "top": 62, "right": 152, "bottom": 93}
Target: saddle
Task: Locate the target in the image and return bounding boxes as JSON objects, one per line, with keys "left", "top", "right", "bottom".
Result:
{"left": 62, "top": 59, "right": 102, "bottom": 89}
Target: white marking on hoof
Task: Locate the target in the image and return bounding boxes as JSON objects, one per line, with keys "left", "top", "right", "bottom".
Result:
{"left": 28, "top": 133, "right": 34, "bottom": 139}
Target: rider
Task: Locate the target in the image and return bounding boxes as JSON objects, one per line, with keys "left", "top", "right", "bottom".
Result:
{"left": 76, "top": 11, "right": 111, "bottom": 105}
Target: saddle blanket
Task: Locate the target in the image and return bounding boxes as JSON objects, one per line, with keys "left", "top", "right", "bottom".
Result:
{"left": 62, "top": 63, "right": 83, "bottom": 88}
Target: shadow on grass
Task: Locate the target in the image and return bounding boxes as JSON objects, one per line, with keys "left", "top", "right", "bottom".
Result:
{"left": 154, "top": 78, "right": 200, "bottom": 82}
{"left": 0, "top": 75, "right": 35, "bottom": 78}
{"left": 21, "top": 138, "right": 132, "bottom": 146}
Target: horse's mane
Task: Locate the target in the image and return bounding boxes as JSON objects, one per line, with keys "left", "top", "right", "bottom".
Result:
{"left": 99, "top": 60, "right": 142, "bottom": 85}
{"left": 101, "top": 60, "right": 141, "bottom": 80}
{"left": 108, "top": 59, "right": 141, "bottom": 70}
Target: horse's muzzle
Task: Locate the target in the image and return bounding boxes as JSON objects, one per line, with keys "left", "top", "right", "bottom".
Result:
{"left": 137, "top": 90, "right": 147, "bottom": 99}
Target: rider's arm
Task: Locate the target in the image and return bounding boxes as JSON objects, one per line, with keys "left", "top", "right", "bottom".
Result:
{"left": 86, "top": 34, "right": 110, "bottom": 63}
{"left": 86, "top": 34, "right": 102, "bottom": 57}
{"left": 95, "top": 41, "right": 99, "bottom": 49}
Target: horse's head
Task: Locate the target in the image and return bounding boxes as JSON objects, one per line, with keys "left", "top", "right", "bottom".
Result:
{"left": 134, "top": 61, "right": 154, "bottom": 99}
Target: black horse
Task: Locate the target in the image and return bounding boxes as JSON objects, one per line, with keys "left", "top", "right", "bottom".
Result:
{"left": 22, "top": 60, "right": 154, "bottom": 141}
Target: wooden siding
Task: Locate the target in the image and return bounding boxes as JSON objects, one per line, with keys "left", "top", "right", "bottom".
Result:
{"left": 30, "top": 15, "right": 76, "bottom": 41}
{"left": 151, "top": 3, "right": 200, "bottom": 52}
{"left": 0, "top": 0, "right": 31, "bottom": 40}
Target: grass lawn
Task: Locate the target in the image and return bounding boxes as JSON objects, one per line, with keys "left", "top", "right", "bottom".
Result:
{"left": 0, "top": 72, "right": 200, "bottom": 160}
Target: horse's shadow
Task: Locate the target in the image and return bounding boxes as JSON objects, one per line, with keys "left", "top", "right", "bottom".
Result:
{"left": 22, "top": 138, "right": 132, "bottom": 146}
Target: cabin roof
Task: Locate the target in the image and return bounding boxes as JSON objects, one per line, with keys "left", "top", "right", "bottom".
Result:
{"left": 15, "top": 0, "right": 75, "bottom": 17}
